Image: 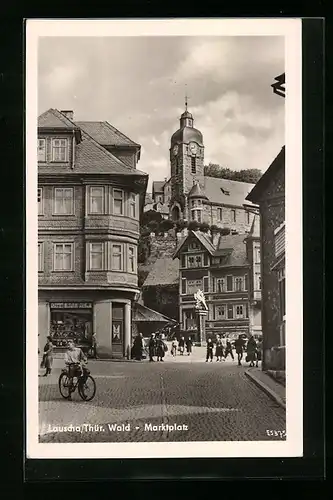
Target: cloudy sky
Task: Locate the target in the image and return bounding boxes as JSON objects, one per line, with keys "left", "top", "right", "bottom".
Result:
{"left": 38, "top": 36, "right": 284, "bottom": 190}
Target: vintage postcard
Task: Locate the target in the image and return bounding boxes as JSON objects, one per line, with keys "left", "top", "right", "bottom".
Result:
{"left": 26, "top": 18, "right": 302, "bottom": 459}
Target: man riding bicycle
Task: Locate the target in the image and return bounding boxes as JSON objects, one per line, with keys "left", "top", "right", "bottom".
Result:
{"left": 64, "top": 339, "right": 90, "bottom": 400}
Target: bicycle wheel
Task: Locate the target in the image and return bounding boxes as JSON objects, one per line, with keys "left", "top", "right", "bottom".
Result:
{"left": 78, "top": 375, "right": 96, "bottom": 401}
{"left": 58, "top": 372, "right": 72, "bottom": 399}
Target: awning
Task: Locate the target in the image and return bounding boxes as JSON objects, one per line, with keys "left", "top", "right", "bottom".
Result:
{"left": 132, "top": 303, "right": 176, "bottom": 324}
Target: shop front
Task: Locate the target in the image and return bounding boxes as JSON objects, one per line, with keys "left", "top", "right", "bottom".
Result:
{"left": 38, "top": 293, "right": 132, "bottom": 359}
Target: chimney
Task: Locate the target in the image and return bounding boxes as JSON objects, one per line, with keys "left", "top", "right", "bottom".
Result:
{"left": 61, "top": 110, "right": 74, "bottom": 121}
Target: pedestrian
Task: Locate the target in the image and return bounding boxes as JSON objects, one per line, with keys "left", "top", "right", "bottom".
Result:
{"left": 221, "top": 335, "right": 227, "bottom": 361}
{"left": 133, "top": 332, "right": 144, "bottom": 361}
{"left": 256, "top": 336, "right": 263, "bottom": 367}
{"left": 215, "top": 336, "right": 223, "bottom": 362}
{"left": 234, "top": 335, "right": 245, "bottom": 366}
{"left": 156, "top": 334, "right": 167, "bottom": 362}
{"left": 171, "top": 338, "right": 177, "bottom": 356}
{"left": 91, "top": 332, "right": 98, "bottom": 359}
{"left": 148, "top": 333, "right": 157, "bottom": 362}
{"left": 224, "top": 338, "right": 234, "bottom": 361}
{"left": 41, "top": 335, "right": 54, "bottom": 376}
{"left": 206, "top": 338, "right": 214, "bottom": 362}
{"left": 246, "top": 335, "right": 257, "bottom": 367}
{"left": 178, "top": 336, "right": 185, "bottom": 355}
{"left": 186, "top": 336, "right": 193, "bottom": 356}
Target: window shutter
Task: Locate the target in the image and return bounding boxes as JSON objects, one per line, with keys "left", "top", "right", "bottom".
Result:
{"left": 204, "top": 253, "right": 209, "bottom": 266}
{"left": 227, "top": 305, "right": 233, "bottom": 319}
{"left": 244, "top": 274, "right": 248, "bottom": 291}
{"left": 227, "top": 275, "right": 233, "bottom": 291}
{"left": 181, "top": 254, "right": 186, "bottom": 268}
{"left": 203, "top": 276, "right": 209, "bottom": 293}
{"left": 181, "top": 278, "right": 187, "bottom": 294}
{"left": 246, "top": 304, "right": 249, "bottom": 318}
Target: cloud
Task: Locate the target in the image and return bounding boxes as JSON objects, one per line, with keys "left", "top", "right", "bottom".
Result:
{"left": 43, "top": 65, "right": 84, "bottom": 93}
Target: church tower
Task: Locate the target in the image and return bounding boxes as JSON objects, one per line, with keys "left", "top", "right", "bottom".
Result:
{"left": 169, "top": 99, "right": 204, "bottom": 221}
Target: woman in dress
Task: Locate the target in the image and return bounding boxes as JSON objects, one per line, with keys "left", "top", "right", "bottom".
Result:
{"left": 178, "top": 336, "right": 185, "bottom": 355}
{"left": 42, "top": 335, "right": 54, "bottom": 377}
{"left": 215, "top": 336, "right": 223, "bottom": 362}
{"left": 246, "top": 335, "right": 257, "bottom": 368}
{"left": 156, "top": 334, "right": 167, "bottom": 362}
{"left": 186, "top": 336, "right": 193, "bottom": 356}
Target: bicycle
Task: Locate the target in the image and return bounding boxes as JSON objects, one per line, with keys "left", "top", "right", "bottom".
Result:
{"left": 58, "top": 363, "right": 96, "bottom": 401}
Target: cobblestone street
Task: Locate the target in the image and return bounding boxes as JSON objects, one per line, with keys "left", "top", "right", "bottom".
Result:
{"left": 39, "top": 350, "right": 286, "bottom": 443}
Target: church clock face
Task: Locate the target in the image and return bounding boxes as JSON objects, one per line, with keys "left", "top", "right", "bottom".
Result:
{"left": 172, "top": 144, "right": 179, "bottom": 156}
{"left": 189, "top": 142, "right": 198, "bottom": 155}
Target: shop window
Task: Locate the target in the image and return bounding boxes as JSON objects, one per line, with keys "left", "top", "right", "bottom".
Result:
{"left": 54, "top": 187, "right": 74, "bottom": 215}
{"left": 89, "top": 186, "right": 104, "bottom": 214}
{"left": 38, "top": 187, "right": 43, "bottom": 215}
{"left": 89, "top": 242, "right": 104, "bottom": 270}
{"left": 50, "top": 303, "right": 93, "bottom": 348}
{"left": 113, "top": 189, "right": 124, "bottom": 215}
{"left": 111, "top": 244, "right": 123, "bottom": 271}
{"left": 52, "top": 138, "right": 68, "bottom": 162}
{"left": 38, "top": 138, "right": 46, "bottom": 162}
{"left": 53, "top": 243, "right": 74, "bottom": 271}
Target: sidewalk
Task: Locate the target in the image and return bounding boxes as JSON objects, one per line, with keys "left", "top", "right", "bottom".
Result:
{"left": 245, "top": 367, "right": 286, "bottom": 410}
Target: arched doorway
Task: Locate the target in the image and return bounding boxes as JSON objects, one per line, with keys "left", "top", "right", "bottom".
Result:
{"left": 171, "top": 205, "right": 180, "bottom": 221}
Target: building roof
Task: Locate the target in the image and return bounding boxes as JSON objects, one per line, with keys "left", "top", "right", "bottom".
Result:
{"left": 215, "top": 233, "right": 248, "bottom": 266}
{"left": 246, "top": 146, "right": 285, "bottom": 203}
{"left": 75, "top": 121, "right": 140, "bottom": 147}
{"left": 143, "top": 257, "right": 179, "bottom": 287}
{"left": 201, "top": 176, "right": 256, "bottom": 207}
{"left": 38, "top": 109, "right": 148, "bottom": 179}
{"left": 173, "top": 230, "right": 216, "bottom": 259}
{"left": 38, "top": 108, "right": 78, "bottom": 129}
{"left": 132, "top": 303, "right": 176, "bottom": 323}
{"left": 188, "top": 181, "right": 208, "bottom": 199}
{"left": 152, "top": 181, "right": 165, "bottom": 194}
{"left": 171, "top": 126, "right": 204, "bottom": 147}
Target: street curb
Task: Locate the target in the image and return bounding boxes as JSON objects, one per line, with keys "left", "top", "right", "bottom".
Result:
{"left": 245, "top": 370, "right": 286, "bottom": 410}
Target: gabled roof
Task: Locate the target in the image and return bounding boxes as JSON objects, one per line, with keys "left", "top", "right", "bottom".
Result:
{"left": 201, "top": 176, "right": 256, "bottom": 207}
{"left": 246, "top": 146, "right": 285, "bottom": 203}
{"left": 38, "top": 108, "right": 77, "bottom": 129}
{"left": 75, "top": 121, "right": 140, "bottom": 147}
{"left": 152, "top": 181, "right": 165, "bottom": 194}
{"left": 173, "top": 230, "right": 216, "bottom": 259}
{"left": 132, "top": 303, "right": 176, "bottom": 323}
{"left": 214, "top": 234, "right": 248, "bottom": 267}
{"left": 143, "top": 257, "right": 179, "bottom": 287}
{"left": 38, "top": 109, "right": 148, "bottom": 178}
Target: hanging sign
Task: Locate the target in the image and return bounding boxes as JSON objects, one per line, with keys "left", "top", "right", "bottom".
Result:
{"left": 50, "top": 302, "right": 93, "bottom": 309}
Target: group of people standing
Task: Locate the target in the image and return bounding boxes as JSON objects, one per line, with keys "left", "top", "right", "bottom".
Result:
{"left": 132, "top": 332, "right": 168, "bottom": 362}
{"left": 206, "top": 334, "right": 262, "bottom": 367}
{"left": 171, "top": 336, "right": 193, "bottom": 356}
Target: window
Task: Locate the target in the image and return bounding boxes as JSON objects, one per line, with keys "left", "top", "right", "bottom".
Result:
{"left": 203, "top": 276, "right": 209, "bottom": 293}
{"left": 181, "top": 255, "right": 186, "bottom": 268}
{"left": 89, "top": 243, "right": 104, "bottom": 270}
{"left": 226, "top": 275, "right": 233, "bottom": 291}
{"left": 216, "top": 278, "right": 225, "bottom": 293}
{"left": 128, "top": 246, "right": 136, "bottom": 273}
{"left": 52, "top": 138, "right": 68, "bottom": 162}
{"left": 217, "top": 208, "right": 223, "bottom": 221}
{"left": 38, "top": 188, "right": 43, "bottom": 215}
{"left": 184, "top": 310, "right": 196, "bottom": 330}
{"left": 234, "top": 277, "right": 243, "bottom": 291}
{"left": 191, "top": 156, "right": 196, "bottom": 174}
{"left": 187, "top": 279, "right": 203, "bottom": 295}
{"left": 192, "top": 209, "right": 202, "bottom": 222}
{"left": 188, "top": 256, "right": 195, "bottom": 268}
{"left": 113, "top": 189, "right": 124, "bottom": 215}
{"left": 187, "top": 254, "right": 202, "bottom": 268}
{"left": 204, "top": 253, "right": 209, "bottom": 266}
{"left": 181, "top": 278, "right": 187, "bottom": 294}
{"left": 244, "top": 274, "right": 248, "bottom": 291}
{"left": 54, "top": 188, "right": 74, "bottom": 215}
{"left": 53, "top": 243, "right": 73, "bottom": 271}
{"left": 38, "top": 139, "right": 46, "bottom": 162}
{"left": 215, "top": 305, "right": 226, "bottom": 320}
{"left": 255, "top": 248, "right": 261, "bottom": 263}
{"left": 278, "top": 267, "right": 286, "bottom": 319}
{"left": 227, "top": 304, "right": 234, "bottom": 319}
{"left": 38, "top": 242, "right": 44, "bottom": 272}
{"left": 258, "top": 276, "right": 262, "bottom": 290}
{"left": 129, "top": 193, "right": 137, "bottom": 218}
{"left": 189, "top": 242, "right": 200, "bottom": 250}
{"left": 111, "top": 244, "right": 123, "bottom": 271}
{"left": 89, "top": 186, "right": 104, "bottom": 214}
{"left": 196, "top": 255, "right": 202, "bottom": 267}
{"left": 235, "top": 305, "right": 244, "bottom": 319}
{"left": 231, "top": 209, "right": 236, "bottom": 222}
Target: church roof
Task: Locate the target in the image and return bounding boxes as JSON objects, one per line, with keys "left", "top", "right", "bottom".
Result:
{"left": 188, "top": 182, "right": 208, "bottom": 199}
{"left": 171, "top": 126, "right": 204, "bottom": 146}
{"left": 201, "top": 176, "right": 256, "bottom": 208}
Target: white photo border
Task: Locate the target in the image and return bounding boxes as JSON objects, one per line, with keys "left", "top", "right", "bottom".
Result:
{"left": 26, "top": 18, "right": 302, "bottom": 459}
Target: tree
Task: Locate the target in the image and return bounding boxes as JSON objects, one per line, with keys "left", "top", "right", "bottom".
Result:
{"left": 198, "top": 222, "right": 210, "bottom": 233}
{"left": 159, "top": 219, "right": 175, "bottom": 233}
{"left": 204, "top": 163, "right": 262, "bottom": 184}
{"left": 175, "top": 219, "right": 188, "bottom": 232}
{"left": 219, "top": 227, "right": 231, "bottom": 236}
{"left": 188, "top": 220, "right": 200, "bottom": 231}
{"left": 141, "top": 209, "right": 163, "bottom": 227}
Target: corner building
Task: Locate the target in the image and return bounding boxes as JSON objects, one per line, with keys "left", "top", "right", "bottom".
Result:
{"left": 38, "top": 109, "right": 148, "bottom": 359}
